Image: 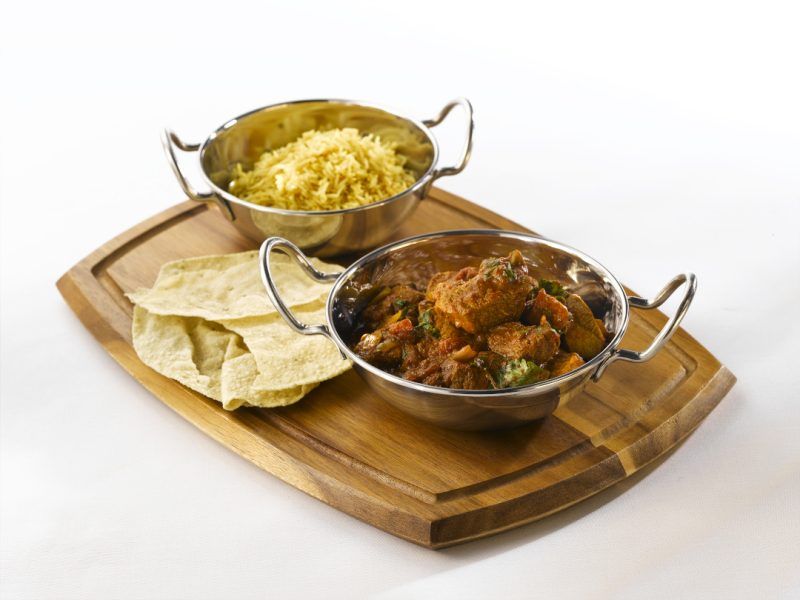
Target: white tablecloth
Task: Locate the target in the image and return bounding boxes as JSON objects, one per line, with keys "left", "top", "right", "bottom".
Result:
{"left": 2, "top": 1, "right": 798, "bottom": 598}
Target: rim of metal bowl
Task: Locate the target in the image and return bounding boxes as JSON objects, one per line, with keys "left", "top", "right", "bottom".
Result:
{"left": 326, "top": 229, "right": 630, "bottom": 397}
{"left": 197, "top": 98, "right": 440, "bottom": 216}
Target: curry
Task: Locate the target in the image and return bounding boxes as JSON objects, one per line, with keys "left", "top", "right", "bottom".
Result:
{"left": 351, "top": 250, "right": 609, "bottom": 390}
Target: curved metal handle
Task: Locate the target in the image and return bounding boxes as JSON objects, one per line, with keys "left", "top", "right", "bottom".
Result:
{"left": 593, "top": 273, "right": 697, "bottom": 380}
{"left": 258, "top": 237, "right": 346, "bottom": 359}
{"left": 423, "top": 97, "right": 474, "bottom": 182}
{"left": 161, "top": 129, "right": 235, "bottom": 220}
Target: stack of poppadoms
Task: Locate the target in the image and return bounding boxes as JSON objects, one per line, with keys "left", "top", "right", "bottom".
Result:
{"left": 128, "top": 251, "right": 351, "bottom": 410}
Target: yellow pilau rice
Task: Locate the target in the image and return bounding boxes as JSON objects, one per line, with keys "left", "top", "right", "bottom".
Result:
{"left": 228, "top": 128, "right": 416, "bottom": 211}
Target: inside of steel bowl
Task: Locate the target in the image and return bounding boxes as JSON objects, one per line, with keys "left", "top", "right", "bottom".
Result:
{"left": 330, "top": 231, "right": 629, "bottom": 388}
{"left": 199, "top": 100, "right": 436, "bottom": 197}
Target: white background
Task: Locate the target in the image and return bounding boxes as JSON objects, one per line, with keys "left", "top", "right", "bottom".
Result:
{"left": 1, "top": 1, "right": 799, "bottom": 598}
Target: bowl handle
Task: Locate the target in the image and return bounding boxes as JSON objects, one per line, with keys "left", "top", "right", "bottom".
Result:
{"left": 161, "top": 129, "right": 235, "bottom": 220}
{"left": 258, "top": 237, "right": 346, "bottom": 359}
{"left": 423, "top": 98, "right": 475, "bottom": 183}
{"left": 592, "top": 273, "right": 697, "bottom": 381}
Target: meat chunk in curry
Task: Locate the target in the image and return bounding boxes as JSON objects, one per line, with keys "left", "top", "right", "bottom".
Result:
{"left": 546, "top": 351, "right": 585, "bottom": 377}
{"left": 487, "top": 321, "right": 561, "bottom": 364}
{"left": 427, "top": 250, "right": 533, "bottom": 333}
{"left": 353, "top": 318, "right": 415, "bottom": 368}
{"left": 351, "top": 250, "right": 610, "bottom": 390}
{"left": 563, "top": 293, "right": 608, "bottom": 360}
{"left": 361, "top": 285, "right": 425, "bottom": 330}
{"left": 523, "top": 288, "right": 573, "bottom": 331}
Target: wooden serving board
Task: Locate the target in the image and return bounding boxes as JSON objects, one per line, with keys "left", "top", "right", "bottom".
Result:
{"left": 57, "top": 188, "right": 735, "bottom": 549}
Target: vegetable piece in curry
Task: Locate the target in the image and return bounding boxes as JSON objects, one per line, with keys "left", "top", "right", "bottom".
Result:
{"left": 352, "top": 250, "right": 609, "bottom": 390}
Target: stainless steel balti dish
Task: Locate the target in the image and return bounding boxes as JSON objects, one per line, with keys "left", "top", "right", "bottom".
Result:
{"left": 163, "top": 98, "right": 474, "bottom": 257}
{"left": 260, "top": 230, "right": 696, "bottom": 431}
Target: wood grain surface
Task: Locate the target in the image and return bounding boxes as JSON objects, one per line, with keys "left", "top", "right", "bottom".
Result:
{"left": 56, "top": 188, "right": 736, "bottom": 548}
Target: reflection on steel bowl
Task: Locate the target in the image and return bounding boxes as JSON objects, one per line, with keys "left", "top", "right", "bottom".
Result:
{"left": 259, "top": 230, "right": 696, "bottom": 431}
{"left": 162, "top": 99, "right": 474, "bottom": 257}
